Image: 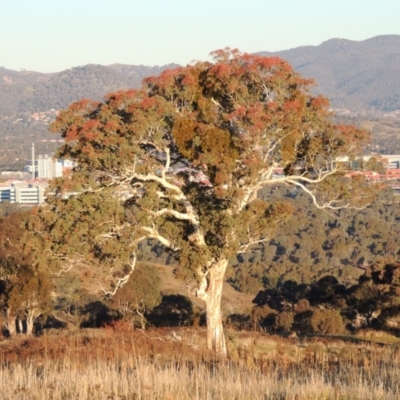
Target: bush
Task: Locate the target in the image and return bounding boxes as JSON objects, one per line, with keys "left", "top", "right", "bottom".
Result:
{"left": 251, "top": 305, "right": 276, "bottom": 332}
{"left": 146, "top": 294, "right": 194, "bottom": 327}
{"left": 226, "top": 313, "right": 252, "bottom": 330}
{"left": 294, "top": 299, "right": 311, "bottom": 314}
{"left": 274, "top": 311, "right": 294, "bottom": 333}
{"left": 311, "top": 308, "right": 345, "bottom": 335}
{"left": 293, "top": 310, "right": 313, "bottom": 334}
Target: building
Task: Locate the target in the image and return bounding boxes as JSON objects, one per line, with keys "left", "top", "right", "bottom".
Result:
{"left": 1, "top": 170, "right": 31, "bottom": 180}
{"left": 0, "top": 185, "right": 11, "bottom": 202}
{"left": 24, "top": 152, "right": 74, "bottom": 180}
{"left": 335, "top": 154, "right": 400, "bottom": 170}
{"left": 0, "top": 181, "right": 49, "bottom": 205}
{"left": 37, "top": 154, "right": 63, "bottom": 179}
{"left": 382, "top": 155, "right": 400, "bottom": 170}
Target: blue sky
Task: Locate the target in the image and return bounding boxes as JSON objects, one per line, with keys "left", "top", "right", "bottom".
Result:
{"left": 2, "top": 0, "right": 399, "bottom": 72}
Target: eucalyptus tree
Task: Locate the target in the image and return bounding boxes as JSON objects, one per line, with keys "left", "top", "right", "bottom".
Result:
{"left": 28, "top": 49, "right": 375, "bottom": 355}
{"left": 0, "top": 210, "right": 52, "bottom": 336}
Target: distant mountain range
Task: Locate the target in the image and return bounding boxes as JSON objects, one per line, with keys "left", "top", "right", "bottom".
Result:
{"left": 1, "top": 35, "right": 400, "bottom": 116}
{"left": 257, "top": 35, "right": 400, "bottom": 115}
{"left": 0, "top": 63, "right": 179, "bottom": 116}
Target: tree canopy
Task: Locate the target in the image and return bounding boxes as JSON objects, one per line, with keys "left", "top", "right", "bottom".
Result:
{"left": 27, "top": 49, "right": 376, "bottom": 355}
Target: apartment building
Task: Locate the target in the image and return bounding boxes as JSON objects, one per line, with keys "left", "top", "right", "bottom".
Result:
{"left": 37, "top": 154, "right": 63, "bottom": 179}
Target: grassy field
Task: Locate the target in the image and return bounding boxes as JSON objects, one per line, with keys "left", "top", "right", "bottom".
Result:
{"left": 1, "top": 327, "right": 400, "bottom": 399}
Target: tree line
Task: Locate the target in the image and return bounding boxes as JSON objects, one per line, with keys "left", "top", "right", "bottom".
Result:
{"left": 250, "top": 257, "right": 400, "bottom": 335}
{"left": 2, "top": 208, "right": 400, "bottom": 339}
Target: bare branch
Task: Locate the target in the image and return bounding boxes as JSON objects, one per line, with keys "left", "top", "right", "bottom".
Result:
{"left": 238, "top": 237, "right": 270, "bottom": 254}
{"left": 151, "top": 208, "right": 199, "bottom": 225}
{"left": 140, "top": 227, "right": 175, "bottom": 249}
{"left": 285, "top": 178, "right": 351, "bottom": 211}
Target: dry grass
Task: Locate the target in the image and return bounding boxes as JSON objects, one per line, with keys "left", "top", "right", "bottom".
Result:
{"left": 1, "top": 327, "right": 400, "bottom": 399}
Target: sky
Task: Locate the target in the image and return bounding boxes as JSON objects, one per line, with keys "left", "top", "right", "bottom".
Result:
{"left": 1, "top": 0, "right": 400, "bottom": 73}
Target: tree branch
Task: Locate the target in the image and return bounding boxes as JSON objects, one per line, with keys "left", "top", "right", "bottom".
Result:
{"left": 94, "top": 253, "right": 138, "bottom": 297}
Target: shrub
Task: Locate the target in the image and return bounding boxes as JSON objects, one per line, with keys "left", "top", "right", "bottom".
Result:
{"left": 274, "top": 311, "right": 294, "bottom": 333}
{"left": 226, "top": 313, "right": 252, "bottom": 330}
{"left": 311, "top": 308, "right": 345, "bottom": 335}
{"left": 251, "top": 305, "right": 276, "bottom": 332}
{"left": 294, "top": 299, "right": 311, "bottom": 314}
{"left": 146, "top": 294, "right": 194, "bottom": 327}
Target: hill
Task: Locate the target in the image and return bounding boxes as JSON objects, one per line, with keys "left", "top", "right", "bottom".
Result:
{"left": 0, "top": 63, "right": 179, "bottom": 115}
{"left": 1, "top": 35, "right": 400, "bottom": 116}
{"left": 257, "top": 35, "right": 400, "bottom": 115}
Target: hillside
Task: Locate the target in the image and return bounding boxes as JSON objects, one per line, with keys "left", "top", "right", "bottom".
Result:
{"left": 257, "top": 35, "right": 400, "bottom": 115}
{"left": 0, "top": 63, "right": 179, "bottom": 115}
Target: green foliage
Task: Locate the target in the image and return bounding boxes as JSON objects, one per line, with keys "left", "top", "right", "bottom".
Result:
{"left": 229, "top": 187, "right": 400, "bottom": 291}
{"left": 0, "top": 210, "right": 32, "bottom": 274}
{"left": 250, "top": 258, "right": 400, "bottom": 336}
{"left": 108, "top": 263, "right": 162, "bottom": 329}
{"left": 52, "top": 270, "right": 98, "bottom": 330}
{"left": 310, "top": 308, "right": 345, "bottom": 335}
{"left": 0, "top": 210, "right": 54, "bottom": 335}
{"left": 8, "top": 266, "right": 53, "bottom": 320}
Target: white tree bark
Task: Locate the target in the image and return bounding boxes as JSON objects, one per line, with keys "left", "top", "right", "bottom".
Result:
{"left": 26, "top": 314, "right": 35, "bottom": 336}
{"left": 198, "top": 258, "right": 229, "bottom": 356}
{"left": 17, "top": 318, "right": 23, "bottom": 334}
{"left": 5, "top": 308, "right": 17, "bottom": 337}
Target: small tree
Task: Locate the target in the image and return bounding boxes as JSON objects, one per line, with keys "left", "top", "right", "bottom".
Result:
{"left": 0, "top": 210, "right": 50, "bottom": 336}
{"left": 347, "top": 259, "right": 400, "bottom": 329}
{"left": 52, "top": 271, "right": 94, "bottom": 330}
{"left": 108, "top": 263, "right": 161, "bottom": 329}
{"left": 7, "top": 266, "right": 53, "bottom": 335}
{"left": 147, "top": 294, "right": 194, "bottom": 327}
{"left": 28, "top": 49, "right": 375, "bottom": 355}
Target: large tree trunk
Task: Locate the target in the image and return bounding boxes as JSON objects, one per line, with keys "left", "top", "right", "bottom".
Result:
{"left": 198, "top": 258, "right": 228, "bottom": 356}
{"left": 25, "top": 309, "right": 40, "bottom": 335}
{"left": 5, "top": 308, "right": 17, "bottom": 337}
{"left": 26, "top": 314, "right": 35, "bottom": 336}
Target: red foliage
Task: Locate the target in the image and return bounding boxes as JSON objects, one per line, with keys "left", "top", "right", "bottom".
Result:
{"left": 209, "top": 64, "right": 232, "bottom": 79}
{"left": 69, "top": 99, "right": 99, "bottom": 113}
{"left": 283, "top": 100, "right": 302, "bottom": 112}
{"left": 310, "top": 95, "right": 330, "bottom": 109}
{"left": 82, "top": 120, "right": 100, "bottom": 131}
{"left": 65, "top": 125, "right": 79, "bottom": 141}
{"left": 140, "top": 96, "right": 157, "bottom": 109}
{"left": 182, "top": 73, "right": 196, "bottom": 86}
{"left": 104, "top": 120, "right": 119, "bottom": 132}
{"left": 144, "top": 67, "right": 183, "bottom": 88}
